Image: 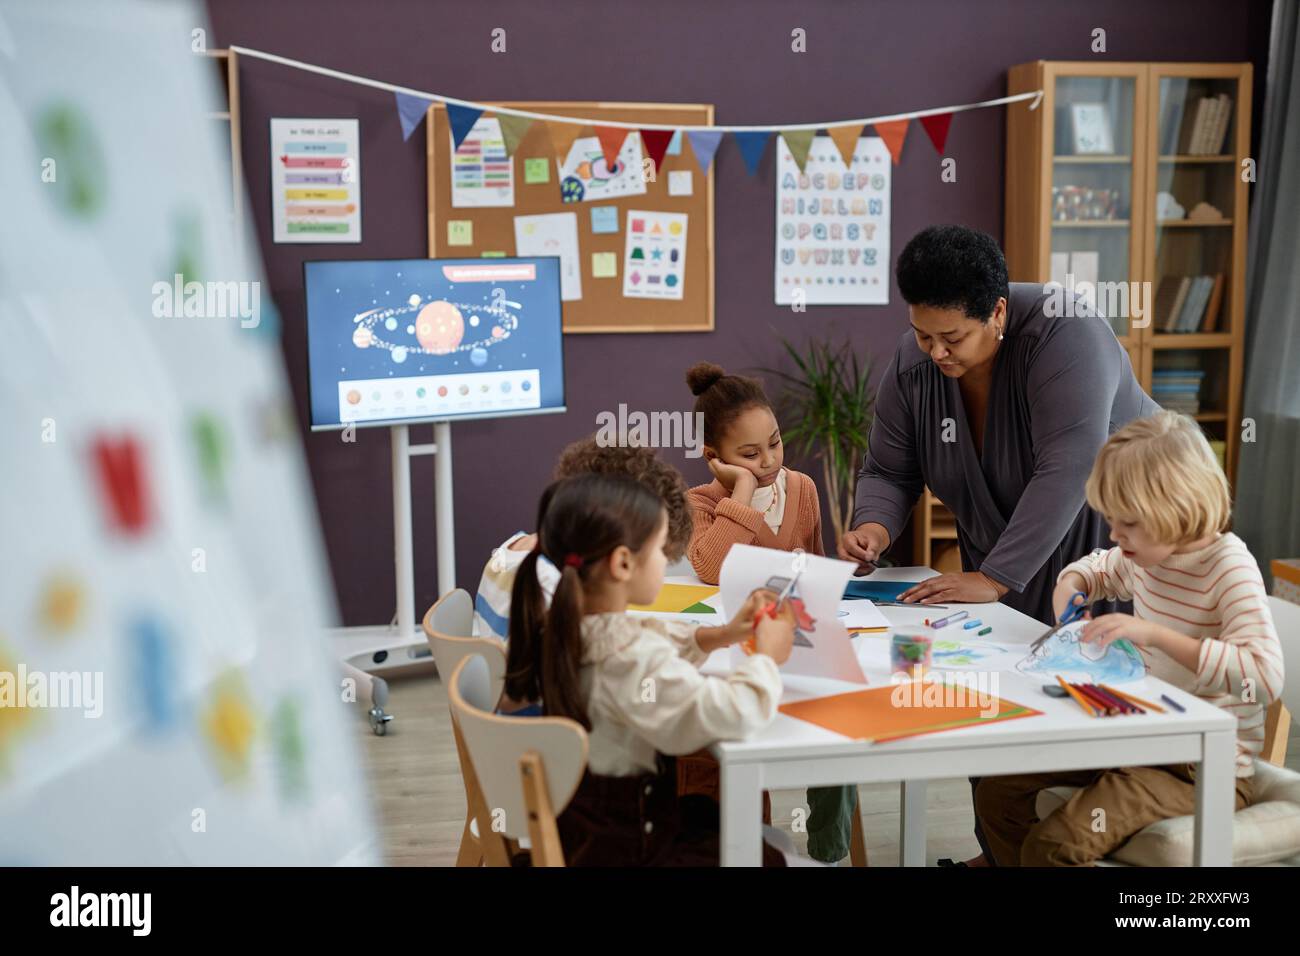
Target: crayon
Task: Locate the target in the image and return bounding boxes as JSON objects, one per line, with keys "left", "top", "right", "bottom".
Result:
{"left": 1161, "top": 694, "right": 1187, "bottom": 713}
{"left": 977, "top": 627, "right": 992, "bottom": 636}
{"left": 962, "top": 619, "right": 983, "bottom": 630}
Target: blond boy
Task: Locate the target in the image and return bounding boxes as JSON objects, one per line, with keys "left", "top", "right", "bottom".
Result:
{"left": 976, "top": 411, "right": 1284, "bottom": 866}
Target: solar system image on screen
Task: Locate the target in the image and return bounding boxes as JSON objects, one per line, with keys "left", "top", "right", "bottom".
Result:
{"left": 304, "top": 257, "right": 565, "bottom": 429}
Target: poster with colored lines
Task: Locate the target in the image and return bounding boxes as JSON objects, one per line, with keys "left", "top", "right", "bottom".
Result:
{"left": 450, "top": 116, "right": 515, "bottom": 208}
{"left": 271, "top": 118, "right": 362, "bottom": 243}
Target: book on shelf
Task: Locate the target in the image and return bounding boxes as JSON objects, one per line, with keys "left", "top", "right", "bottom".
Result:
{"left": 1160, "top": 78, "right": 1191, "bottom": 155}
{"left": 1211, "top": 94, "right": 1233, "bottom": 154}
{"left": 1176, "top": 93, "right": 1234, "bottom": 155}
{"left": 1202, "top": 274, "right": 1225, "bottom": 332}
{"left": 1179, "top": 97, "right": 1210, "bottom": 154}
{"left": 1164, "top": 276, "right": 1192, "bottom": 331}
{"left": 1157, "top": 273, "right": 1225, "bottom": 332}
{"left": 1178, "top": 276, "right": 1213, "bottom": 332}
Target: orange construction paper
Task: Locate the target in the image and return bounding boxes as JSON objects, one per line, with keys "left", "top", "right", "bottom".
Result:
{"left": 780, "top": 683, "right": 1040, "bottom": 742}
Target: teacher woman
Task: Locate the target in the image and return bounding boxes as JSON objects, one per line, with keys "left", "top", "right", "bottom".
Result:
{"left": 839, "top": 225, "right": 1158, "bottom": 867}
{"left": 839, "top": 225, "right": 1158, "bottom": 623}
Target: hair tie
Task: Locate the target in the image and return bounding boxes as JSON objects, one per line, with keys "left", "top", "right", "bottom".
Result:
{"left": 564, "top": 553, "right": 583, "bottom": 569}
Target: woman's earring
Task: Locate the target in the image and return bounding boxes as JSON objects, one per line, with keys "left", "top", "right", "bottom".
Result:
{"left": 997, "top": 327, "right": 1005, "bottom": 341}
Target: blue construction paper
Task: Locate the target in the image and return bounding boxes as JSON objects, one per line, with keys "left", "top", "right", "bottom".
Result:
{"left": 843, "top": 579, "right": 921, "bottom": 602}
{"left": 590, "top": 206, "right": 618, "bottom": 234}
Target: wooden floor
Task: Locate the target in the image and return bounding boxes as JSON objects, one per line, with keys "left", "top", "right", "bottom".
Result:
{"left": 358, "top": 670, "right": 1300, "bottom": 866}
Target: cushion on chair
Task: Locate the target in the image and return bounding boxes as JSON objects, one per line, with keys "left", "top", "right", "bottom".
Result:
{"left": 1032, "top": 761, "right": 1300, "bottom": 866}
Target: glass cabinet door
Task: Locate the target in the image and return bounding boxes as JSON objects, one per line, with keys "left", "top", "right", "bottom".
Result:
{"left": 1047, "top": 71, "right": 1142, "bottom": 341}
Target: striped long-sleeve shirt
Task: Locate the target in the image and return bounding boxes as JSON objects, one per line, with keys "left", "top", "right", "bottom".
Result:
{"left": 1060, "top": 532, "right": 1284, "bottom": 776}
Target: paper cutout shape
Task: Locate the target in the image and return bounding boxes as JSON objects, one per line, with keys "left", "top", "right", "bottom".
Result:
{"left": 272, "top": 696, "right": 308, "bottom": 802}
{"left": 733, "top": 130, "right": 773, "bottom": 175}
{"left": 447, "top": 220, "right": 473, "bottom": 245}
{"left": 666, "top": 130, "right": 683, "bottom": 155}
{"left": 590, "top": 205, "right": 618, "bottom": 233}
{"left": 667, "top": 170, "right": 693, "bottom": 196}
{"left": 202, "top": 670, "right": 256, "bottom": 779}
{"left": 780, "top": 684, "right": 1040, "bottom": 742}
{"left": 133, "top": 613, "right": 178, "bottom": 728}
{"left": 780, "top": 128, "right": 816, "bottom": 172}
{"left": 524, "top": 157, "right": 550, "bottom": 184}
{"left": 640, "top": 129, "right": 674, "bottom": 175}
{"left": 827, "top": 123, "right": 865, "bottom": 167}
{"left": 629, "top": 583, "right": 719, "bottom": 614}
{"left": 546, "top": 120, "right": 586, "bottom": 164}
{"left": 594, "top": 126, "right": 632, "bottom": 169}
{"left": 446, "top": 103, "right": 485, "bottom": 150}
{"left": 720, "top": 544, "right": 865, "bottom": 683}
{"left": 1015, "top": 621, "right": 1146, "bottom": 685}
{"left": 91, "top": 434, "right": 151, "bottom": 535}
{"left": 591, "top": 252, "right": 618, "bottom": 278}
{"left": 191, "top": 412, "right": 227, "bottom": 505}
{"left": 497, "top": 113, "right": 534, "bottom": 157}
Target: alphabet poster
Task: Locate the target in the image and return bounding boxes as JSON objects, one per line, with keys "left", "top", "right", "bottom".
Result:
{"left": 774, "top": 135, "right": 891, "bottom": 305}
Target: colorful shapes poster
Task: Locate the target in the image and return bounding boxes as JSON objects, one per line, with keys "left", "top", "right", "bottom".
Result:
{"left": 271, "top": 118, "right": 361, "bottom": 243}
{"left": 514, "top": 212, "right": 583, "bottom": 301}
{"left": 623, "top": 210, "right": 687, "bottom": 300}
{"left": 557, "top": 135, "right": 647, "bottom": 203}
{"left": 449, "top": 116, "right": 515, "bottom": 208}
{"left": 774, "top": 134, "right": 890, "bottom": 305}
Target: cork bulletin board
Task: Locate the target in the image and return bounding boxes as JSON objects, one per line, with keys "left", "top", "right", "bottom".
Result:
{"left": 426, "top": 101, "right": 715, "bottom": 333}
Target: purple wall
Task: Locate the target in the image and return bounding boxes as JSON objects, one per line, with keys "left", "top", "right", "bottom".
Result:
{"left": 206, "top": 0, "right": 1273, "bottom": 626}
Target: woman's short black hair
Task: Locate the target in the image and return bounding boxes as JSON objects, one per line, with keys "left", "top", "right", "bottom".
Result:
{"left": 895, "top": 225, "right": 1009, "bottom": 322}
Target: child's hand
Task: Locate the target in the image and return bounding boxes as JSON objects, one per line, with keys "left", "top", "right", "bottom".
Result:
{"left": 1080, "top": 613, "right": 1159, "bottom": 649}
{"left": 1052, "top": 577, "right": 1089, "bottom": 623}
{"left": 707, "top": 457, "right": 757, "bottom": 497}
{"left": 728, "top": 588, "right": 779, "bottom": 641}
{"left": 753, "top": 613, "right": 796, "bottom": 665}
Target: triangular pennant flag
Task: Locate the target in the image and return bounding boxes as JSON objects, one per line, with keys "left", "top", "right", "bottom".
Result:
{"left": 594, "top": 125, "right": 631, "bottom": 168}
{"left": 547, "top": 120, "right": 585, "bottom": 164}
{"left": 640, "top": 129, "right": 675, "bottom": 176}
{"left": 780, "top": 129, "right": 816, "bottom": 172}
{"left": 919, "top": 112, "right": 954, "bottom": 154}
{"left": 666, "top": 129, "right": 683, "bottom": 155}
{"left": 395, "top": 91, "right": 435, "bottom": 142}
{"left": 497, "top": 113, "right": 534, "bottom": 157}
{"left": 827, "top": 123, "right": 865, "bottom": 168}
{"left": 733, "top": 131, "right": 773, "bottom": 175}
{"left": 686, "top": 130, "right": 724, "bottom": 173}
{"left": 447, "top": 102, "right": 485, "bottom": 150}
{"left": 874, "top": 118, "right": 910, "bottom": 165}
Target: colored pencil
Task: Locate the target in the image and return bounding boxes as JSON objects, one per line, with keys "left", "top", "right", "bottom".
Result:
{"left": 1086, "top": 683, "right": 1139, "bottom": 714}
{"left": 1101, "top": 684, "right": 1165, "bottom": 714}
{"left": 1161, "top": 694, "right": 1187, "bottom": 712}
{"left": 1057, "top": 676, "right": 1098, "bottom": 717}
{"left": 1073, "top": 683, "right": 1119, "bottom": 715}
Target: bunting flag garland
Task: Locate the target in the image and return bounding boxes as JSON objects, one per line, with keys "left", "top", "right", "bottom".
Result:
{"left": 446, "top": 102, "right": 484, "bottom": 150}
{"left": 394, "top": 91, "right": 435, "bottom": 142}
{"left": 779, "top": 128, "right": 816, "bottom": 172}
{"left": 547, "top": 119, "right": 585, "bottom": 164}
{"left": 639, "top": 128, "right": 675, "bottom": 175}
{"left": 827, "top": 123, "right": 865, "bottom": 169}
{"left": 497, "top": 113, "right": 534, "bottom": 157}
{"left": 919, "top": 112, "right": 954, "bottom": 154}
{"left": 594, "top": 125, "right": 631, "bottom": 168}
{"left": 733, "top": 130, "right": 773, "bottom": 175}
{"left": 873, "top": 118, "right": 910, "bottom": 165}
{"left": 686, "top": 129, "right": 724, "bottom": 173}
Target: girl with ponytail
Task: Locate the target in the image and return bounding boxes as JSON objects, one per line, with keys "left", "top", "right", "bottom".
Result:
{"left": 504, "top": 472, "right": 800, "bottom": 866}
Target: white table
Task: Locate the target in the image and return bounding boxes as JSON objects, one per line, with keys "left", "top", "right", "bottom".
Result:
{"left": 685, "top": 567, "right": 1238, "bottom": 867}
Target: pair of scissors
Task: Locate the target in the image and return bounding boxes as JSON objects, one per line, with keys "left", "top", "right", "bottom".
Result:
{"left": 756, "top": 550, "right": 807, "bottom": 626}
{"left": 1029, "top": 591, "right": 1088, "bottom": 653}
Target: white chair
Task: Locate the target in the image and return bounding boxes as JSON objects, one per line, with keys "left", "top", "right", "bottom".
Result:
{"left": 448, "top": 653, "right": 588, "bottom": 866}
{"left": 421, "top": 590, "right": 508, "bottom": 866}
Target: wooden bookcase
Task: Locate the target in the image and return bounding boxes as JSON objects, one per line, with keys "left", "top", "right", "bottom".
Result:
{"left": 915, "top": 61, "right": 1251, "bottom": 566}
{"left": 202, "top": 49, "right": 244, "bottom": 251}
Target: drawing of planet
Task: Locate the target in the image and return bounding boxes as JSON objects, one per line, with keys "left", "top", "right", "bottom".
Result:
{"left": 352, "top": 326, "right": 372, "bottom": 348}
{"left": 470, "top": 347, "right": 487, "bottom": 367}
{"left": 346, "top": 390, "right": 361, "bottom": 405}
{"left": 391, "top": 346, "right": 407, "bottom": 363}
{"left": 415, "top": 300, "right": 465, "bottom": 354}
{"left": 491, "top": 326, "right": 504, "bottom": 339}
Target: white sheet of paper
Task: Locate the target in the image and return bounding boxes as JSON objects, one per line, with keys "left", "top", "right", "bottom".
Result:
{"left": 558, "top": 135, "right": 647, "bottom": 202}
{"left": 718, "top": 544, "right": 866, "bottom": 683}
{"left": 449, "top": 116, "right": 515, "bottom": 208}
{"left": 668, "top": 170, "right": 693, "bottom": 196}
{"left": 271, "top": 118, "right": 361, "bottom": 243}
{"left": 513, "top": 212, "right": 583, "bottom": 301}
{"left": 837, "top": 600, "right": 890, "bottom": 631}
{"left": 622, "top": 210, "right": 687, "bottom": 300}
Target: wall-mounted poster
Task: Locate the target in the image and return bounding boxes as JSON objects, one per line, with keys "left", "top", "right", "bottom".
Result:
{"left": 774, "top": 135, "right": 890, "bottom": 306}
{"left": 271, "top": 118, "right": 362, "bottom": 243}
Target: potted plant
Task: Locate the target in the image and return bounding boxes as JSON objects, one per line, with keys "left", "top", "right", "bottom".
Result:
{"left": 762, "top": 335, "right": 875, "bottom": 544}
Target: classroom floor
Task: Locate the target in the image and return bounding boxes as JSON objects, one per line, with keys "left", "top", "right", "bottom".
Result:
{"left": 358, "top": 670, "right": 1300, "bottom": 866}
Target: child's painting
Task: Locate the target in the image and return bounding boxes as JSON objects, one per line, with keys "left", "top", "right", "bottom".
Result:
{"left": 1015, "top": 622, "right": 1146, "bottom": 685}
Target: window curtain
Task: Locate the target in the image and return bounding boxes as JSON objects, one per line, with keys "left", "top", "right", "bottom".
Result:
{"left": 1235, "top": 0, "right": 1300, "bottom": 586}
